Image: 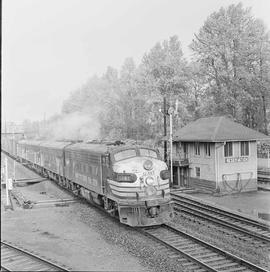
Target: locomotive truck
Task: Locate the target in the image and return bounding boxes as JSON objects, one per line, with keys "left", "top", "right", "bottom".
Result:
{"left": 2, "top": 137, "right": 174, "bottom": 226}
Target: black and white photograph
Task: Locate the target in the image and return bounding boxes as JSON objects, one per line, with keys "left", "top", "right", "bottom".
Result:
{"left": 1, "top": 0, "right": 270, "bottom": 271}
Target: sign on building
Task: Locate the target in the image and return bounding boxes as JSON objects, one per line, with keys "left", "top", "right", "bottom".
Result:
{"left": 225, "top": 157, "right": 248, "bottom": 163}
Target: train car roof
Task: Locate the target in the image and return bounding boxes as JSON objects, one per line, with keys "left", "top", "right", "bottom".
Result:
{"left": 65, "top": 142, "right": 108, "bottom": 154}
{"left": 65, "top": 142, "right": 158, "bottom": 155}
{"left": 39, "top": 141, "right": 73, "bottom": 149}
{"left": 17, "top": 140, "right": 43, "bottom": 146}
{"left": 17, "top": 139, "right": 159, "bottom": 155}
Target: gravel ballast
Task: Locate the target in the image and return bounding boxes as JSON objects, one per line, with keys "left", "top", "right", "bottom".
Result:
{"left": 171, "top": 212, "right": 270, "bottom": 270}
{"left": 3, "top": 152, "right": 268, "bottom": 271}
{"left": 1, "top": 156, "right": 187, "bottom": 272}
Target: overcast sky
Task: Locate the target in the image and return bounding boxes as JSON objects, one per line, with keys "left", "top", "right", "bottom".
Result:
{"left": 2, "top": 0, "right": 270, "bottom": 123}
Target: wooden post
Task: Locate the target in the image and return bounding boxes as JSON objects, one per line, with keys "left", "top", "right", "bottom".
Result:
{"left": 13, "top": 127, "right": 16, "bottom": 182}
{"left": 5, "top": 158, "right": 10, "bottom": 206}
{"left": 267, "top": 150, "right": 270, "bottom": 168}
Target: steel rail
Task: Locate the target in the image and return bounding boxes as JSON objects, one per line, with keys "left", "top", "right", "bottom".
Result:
{"left": 1, "top": 266, "right": 11, "bottom": 271}
{"left": 175, "top": 204, "right": 270, "bottom": 245}
{"left": 142, "top": 224, "right": 268, "bottom": 272}
{"left": 2, "top": 151, "right": 269, "bottom": 270}
{"left": 1, "top": 241, "right": 70, "bottom": 271}
{"left": 171, "top": 193, "right": 269, "bottom": 228}
{"left": 171, "top": 193, "right": 270, "bottom": 244}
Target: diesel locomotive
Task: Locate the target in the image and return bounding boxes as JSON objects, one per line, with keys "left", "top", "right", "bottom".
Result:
{"left": 2, "top": 137, "right": 174, "bottom": 226}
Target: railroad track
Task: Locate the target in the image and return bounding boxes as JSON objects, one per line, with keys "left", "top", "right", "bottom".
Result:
{"left": 258, "top": 170, "right": 270, "bottom": 183}
{"left": 142, "top": 224, "right": 268, "bottom": 272}
{"left": 171, "top": 193, "right": 270, "bottom": 246}
{"left": 2, "top": 151, "right": 269, "bottom": 271}
{"left": 1, "top": 241, "right": 70, "bottom": 271}
{"left": 258, "top": 177, "right": 270, "bottom": 183}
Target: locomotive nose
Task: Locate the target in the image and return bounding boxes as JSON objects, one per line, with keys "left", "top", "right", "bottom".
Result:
{"left": 145, "top": 185, "right": 157, "bottom": 196}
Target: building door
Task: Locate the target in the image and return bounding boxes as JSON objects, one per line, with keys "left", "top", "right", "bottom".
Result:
{"left": 172, "top": 166, "right": 179, "bottom": 187}
{"left": 180, "top": 168, "right": 184, "bottom": 187}
{"left": 183, "top": 167, "right": 189, "bottom": 187}
{"left": 180, "top": 167, "right": 189, "bottom": 187}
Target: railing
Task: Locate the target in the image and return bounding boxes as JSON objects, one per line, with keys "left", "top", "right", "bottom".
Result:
{"left": 172, "top": 158, "right": 189, "bottom": 166}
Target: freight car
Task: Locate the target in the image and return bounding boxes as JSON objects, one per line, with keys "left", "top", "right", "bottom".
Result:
{"left": 2, "top": 137, "right": 174, "bottom": 226}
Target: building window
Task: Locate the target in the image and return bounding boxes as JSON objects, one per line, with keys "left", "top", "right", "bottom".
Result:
{"left": 183, "top": 143, "right": 188, "bottom": 159}
{"left": 195, "top": 143, "right": 200, "bottom": 156}
{"left": 204, "top": 143, "right": 211, "bottom": 157}
{"left": 176, "top": 142, "right": 181, "bottom": 154}
{"left": 240, "top": 141, "right": 249, "bottom": 156}
{"left": 224, "top": 142, "right": 233, "bottom": 157}
{"left": 195, "top": 167, "right": 200, "bottom": 177}
{"left": 183, "top": 143, "right": 188, "bottom": 154}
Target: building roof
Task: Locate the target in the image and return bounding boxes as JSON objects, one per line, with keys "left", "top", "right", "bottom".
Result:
{"left": 173, "top": 116, "right": 270, "bottom": 142}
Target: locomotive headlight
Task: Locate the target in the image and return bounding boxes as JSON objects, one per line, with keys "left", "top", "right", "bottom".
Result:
{"left": 143, "top": 160, "right": 153, "bottom": 170}
{"left": 145, "top": 185, "right": 157, "bottom": 196}
{"left": 160, "top": 169, "right": 170, "bottom": 180}
{"left": 145, "top": 176, "right": 154, "bottom": 186}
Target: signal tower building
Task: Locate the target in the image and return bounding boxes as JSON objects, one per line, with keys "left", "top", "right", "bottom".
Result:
{"left": 171, "top": 116, "right": 270, "bottom": 194}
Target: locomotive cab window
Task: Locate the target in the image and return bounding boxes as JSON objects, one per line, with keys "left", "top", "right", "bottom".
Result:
{"left": 139, "top": 148, "right": 157, "bottom": 158}
{"left": 114, "top": 149, "right": 136, "bottom": 161}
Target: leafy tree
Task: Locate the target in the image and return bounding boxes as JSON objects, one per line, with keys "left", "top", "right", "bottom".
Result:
{"left": 190, "top": 3, "right": 270, "bottom": 133}
{"left": 185, "top": 62, "right": 210, "bottom": 119}
{"left": 138, "top": 35, "right": 190, "bottom": 140}
{"left": 35, "top": 3, "right": 269, "bottom": 142}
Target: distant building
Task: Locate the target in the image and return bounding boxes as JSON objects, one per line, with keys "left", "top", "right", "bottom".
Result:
{"left": 171, "top": 116, "right": 270, "bottom": 193}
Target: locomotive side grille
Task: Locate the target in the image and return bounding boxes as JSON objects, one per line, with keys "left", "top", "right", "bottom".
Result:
{"left": 110, "top": 189, "right": 170, "bottom": 199}
{"left": 109, "top": 183, "right": 169, "bottom": 192}
{"left": 108, "top": 179, "right": 169, "bottom": 187}
{"left": 108, "top": 179, "right": 170, "bottom": 199}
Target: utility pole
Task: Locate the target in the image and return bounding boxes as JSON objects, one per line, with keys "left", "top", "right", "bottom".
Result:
{"left": 168, "top": 100, "right": 178, "bottom": 187}
{"left": 168, "top": 107, "right": 175, "bottom": 188}
{"left": 163, "top": 97, "right": 167, "bottom": 162}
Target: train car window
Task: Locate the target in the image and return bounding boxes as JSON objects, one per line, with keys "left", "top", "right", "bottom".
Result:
{"left": 93, "top": 166, "right": 98, "bottom": 176}
{"left": 139, "top": 148, "right": 157, "bottom": 158}
{"left": 88, "top": 166, "right": 92, "bottom": 175}
{"left": 114, "top": 149, "right": 136, "bottom": 161}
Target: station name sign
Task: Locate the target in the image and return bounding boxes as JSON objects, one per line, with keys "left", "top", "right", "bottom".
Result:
{"left": 225, "top": 157, "right": 248, "bottom": 163}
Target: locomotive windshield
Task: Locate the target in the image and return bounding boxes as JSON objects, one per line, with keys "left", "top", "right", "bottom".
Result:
{"left": 139, "top": 148, "right": 158, "bottom": 158}
{"left": 114, "top": 149, "right": 136, "bottom": 161}
{"left": 113, "top": 148, "right": 158, "bottom": 161}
